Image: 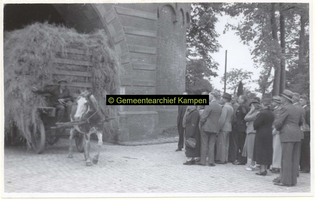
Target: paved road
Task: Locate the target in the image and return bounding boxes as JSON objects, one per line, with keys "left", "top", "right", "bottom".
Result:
{"left": 4, "top": 138, "right": 311, "bottom": 195}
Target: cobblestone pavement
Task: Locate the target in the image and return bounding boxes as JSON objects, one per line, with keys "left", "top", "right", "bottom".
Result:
{"left": 4, "top": 138, "right": 311, "bottom": 195}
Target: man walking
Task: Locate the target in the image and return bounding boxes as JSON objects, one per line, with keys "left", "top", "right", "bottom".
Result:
{"left": 197, "top": 90, "right": 222, "bottom": 166}
{"left": 176, "top": 92, "right": 188, "bottom": 151}
{"left": 216, "top": 93, "right": 234, "bottom": 164}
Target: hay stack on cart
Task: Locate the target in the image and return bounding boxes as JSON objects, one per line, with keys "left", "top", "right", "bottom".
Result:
{"left": 4, "top": 22, "right": 120, "bottom": 148}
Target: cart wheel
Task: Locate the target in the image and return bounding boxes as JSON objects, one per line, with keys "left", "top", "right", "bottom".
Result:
{"left": 31, "top": 120, "right": 46, "bottom": 154}
{"left": 75, "top": 133, "right": 85, "bottom": 153}
{"left": 47, "top": 129, "right": 60, "bottom": 145}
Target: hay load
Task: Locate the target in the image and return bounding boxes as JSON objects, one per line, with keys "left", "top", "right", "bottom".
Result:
{"left": 4, "top": 22, "right": 120, "bottom": 147}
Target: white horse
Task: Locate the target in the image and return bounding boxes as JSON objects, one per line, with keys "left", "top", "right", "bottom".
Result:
{"left": 68, "top": 91, "right": 105, "bottom": 166}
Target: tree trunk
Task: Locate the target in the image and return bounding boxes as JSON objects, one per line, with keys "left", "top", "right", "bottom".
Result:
{"left": 271, "top": 3, "right": 280, "bottom": 96}
{"left": 279, "top": 3, "right": 286, "bottom": 94}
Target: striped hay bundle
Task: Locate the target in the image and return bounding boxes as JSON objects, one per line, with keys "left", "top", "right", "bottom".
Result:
{"left": 4, "top": 22, "right": 121, "bottom": 147}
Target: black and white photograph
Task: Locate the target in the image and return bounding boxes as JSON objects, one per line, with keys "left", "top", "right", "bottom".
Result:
{"left": 2, "top": 1, "right": 312, "bottom": 197}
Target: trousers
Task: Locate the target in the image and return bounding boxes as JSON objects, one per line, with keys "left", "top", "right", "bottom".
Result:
{"left": 280, "top": 142, "right": 301, "bottom": 186}
{"left": 272, "top": 133, "right": 282, "bottom": 169}
{"left": 200, "top": 130, "right": 217, "bottom": 165}
{"left": 216, "top": 131, "right": 230, "bottom": 162}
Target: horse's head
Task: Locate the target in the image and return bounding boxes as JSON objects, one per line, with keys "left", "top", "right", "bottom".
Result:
{"left": 73, "top": 91, "right": 98, "bottom": 121}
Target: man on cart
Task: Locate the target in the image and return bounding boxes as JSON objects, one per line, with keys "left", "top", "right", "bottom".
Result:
{"left": 32, "top": 79, "right": 73, "bottom": 122}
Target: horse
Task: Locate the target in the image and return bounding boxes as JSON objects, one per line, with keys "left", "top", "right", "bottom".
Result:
{"left": 67, "top": 90, "right": 105, "bottom": 166}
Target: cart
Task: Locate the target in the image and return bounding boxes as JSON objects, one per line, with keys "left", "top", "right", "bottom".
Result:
{"left": 31, "top": 106, "right": 85, "bottom": 154}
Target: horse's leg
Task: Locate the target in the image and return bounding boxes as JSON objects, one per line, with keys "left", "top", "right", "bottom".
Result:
{"left": 85, "top": 133, "right": 92, "bottom": 166}
{"left": 68, "top": 128, "right": 74, "bottom": 158}
{"left": 92, "top": 131, "right": 103, "bottom": 164}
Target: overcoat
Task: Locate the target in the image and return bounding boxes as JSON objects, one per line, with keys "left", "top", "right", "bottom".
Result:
{"left": 253, "top": 108, "right": 274, "bottom": 165}
{"left": 185, "top": 109, "right": 201, "bottom": 158}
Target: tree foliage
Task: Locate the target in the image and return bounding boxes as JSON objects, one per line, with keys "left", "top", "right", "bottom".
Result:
{"left": 223, "top": 3, "right": 309, "bottom": 97}
{"left": 221, "top": 68, "right": 253, "bottom": 94}
{"left": 186, "top": 3, "right": 223, "bottom": 93}
{"left": 186, "top": 60, "right": 213, "bottom": 94}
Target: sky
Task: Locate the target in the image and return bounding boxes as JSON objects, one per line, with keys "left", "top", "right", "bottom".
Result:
{"left": 210, "top": 14, "right": 261, "bottom": 96}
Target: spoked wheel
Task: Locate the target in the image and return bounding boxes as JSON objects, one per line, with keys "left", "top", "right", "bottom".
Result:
{"left": 31, "top": 120, "right": 46, "bottom": 154}
{"left": 47, "top": 128, "right": 61, "bottom": 145}
{"left": 75, "top": 132, "right": 85, "bottom": 153}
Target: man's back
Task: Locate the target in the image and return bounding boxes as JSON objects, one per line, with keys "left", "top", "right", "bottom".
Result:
{"left": 200, "top": 100, "right": 222, "bottom": 133}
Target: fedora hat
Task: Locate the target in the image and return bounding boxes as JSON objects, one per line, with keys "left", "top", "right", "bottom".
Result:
{"left": 272, "top": 96, "right": 281, "bottom": 104}
{"left": 249, "top": 99, "right": 260, "bottom": 106}
{"left": 281, "top": 89, "right": 293, "bottom": 102}
{"left": 57, "top": 79, "right": 67, "bottom": 84}
{"left": 210, "top": 89, "right": 221, "bottom": 99}
{"left": 222, "top": 93, "right": 232, "bottom": 100}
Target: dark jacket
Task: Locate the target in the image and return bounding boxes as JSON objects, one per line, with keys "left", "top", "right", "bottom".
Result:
{"left": 185, "top": 109, "right": 201, "bottom": 158}
{"left": 233, "top": 103, "right": 250, "bottom": 132}
{"left": 274, "top": 102, "right": 304, "bottom": 143}
{"left": 199, "top": 100, "right": 222, "bottom": 134}
{"left": 177, "top": 105, "right": 188, "bottom": 128}
{"left": 37, "top": 85, "right": 72, "bottom": 106}
{"left": 253, "top": 108, "right": 274, "bottom": 165}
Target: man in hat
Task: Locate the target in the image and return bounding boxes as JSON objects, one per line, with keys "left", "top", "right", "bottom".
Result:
{"left": 176, "top": 91, "right": 188, "bottom": 152}
{"left": 216, "top": 93, "right": 234, "bottom": 164}
{"left": 270, "top": 96, "right": 282, "bottom": 173}
{"left": 197, "top": 90, "right": 222, "bottom": 166}
{"left": 299, "top": 94, "right": 310, "bottom": 173}
{"left": 274, "top": 89, "right": 304, "bottom": 186}
{"left": 33, "top": 79, "right": 73, "bottom": 122}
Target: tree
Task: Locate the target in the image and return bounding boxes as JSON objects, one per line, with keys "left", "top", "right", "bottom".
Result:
{"left": 185, "top": 3, "right": 223, "bottom": 92}
{"left": 186, "top": 59, "right": 213, "bottom": 94}
{"left": 221, "top": 68, "right": 253, "bottom": 95}
{"left": 223, "top": 3, "right": 309, "bottom": 96}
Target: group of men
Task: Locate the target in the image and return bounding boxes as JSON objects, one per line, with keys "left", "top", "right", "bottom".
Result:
{"left": 176, "top": 89, "right": 310, "bottom": 186}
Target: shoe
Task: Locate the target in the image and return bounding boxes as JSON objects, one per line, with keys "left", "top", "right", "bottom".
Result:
{"left": 271, "top": 168, "right": 280, "bottom": 173}
{"left": 215, "top": 161, "right": 226, "bottom": 164}
{"left": 195, "top": 162, "right": 206, "bottom": 166}
{"left": 273, "top": 177, "right": 281, "bottom": 183}
{"left": 183, "top": 160, "right": 194, "bottom": 165}
{"left": 175, "top": 148, "right": 182, "bottom": 152}
{"left": 245, "top": 166, "right": 253, "bottom": 171}
{"left": 274, "top": 182, "right": 291, "bottom": 187}
{"left": 232, "top": 160, "right": 239, "bottom": 165}
{"left": 235, "top": 162, "right": 246, "bottom": 165}
{"left": 209, "top": 163, "right": 216, "bottom": 167}
{"left": 256, "top": 171, "right": 267, "bottom": 176}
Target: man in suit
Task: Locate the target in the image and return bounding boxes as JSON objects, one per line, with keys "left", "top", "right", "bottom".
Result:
{"left": 274, "top": 90, "right": 304, "bottom": 186}
{"left": 233, "top": 95, "right": 249, "bottom": 165}
{"left": 299, "top": 95, "right": 310, "bottom": 173}
{"left": 216, "top": 93, "right": 234, "bottom": 164}
{"left": 271, "top": 96, "right": 282, "bottom": 173}
{"left": 176, "top": 92, "right": 188, "bottom": 152}
{"left": 33, "top": 79, "right": 73, "bottom": 122}
{"left": 197, "top": 90, "right": 222, "bottom": 166}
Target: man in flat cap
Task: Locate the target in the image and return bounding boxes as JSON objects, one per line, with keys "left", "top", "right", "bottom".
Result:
{"left": 33, "top": 79, "right": 73, "bottom": 122}
{"left": 270, "top": 96, "right": 282, "bottom": 173}
{"left": 197, "top": 89, "right": 222, "bottom": 166}
{"left": 299, "top": 94, "right": 310, "bottom": 173}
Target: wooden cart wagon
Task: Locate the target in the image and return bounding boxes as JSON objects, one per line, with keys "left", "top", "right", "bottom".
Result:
{"left": 30, "top": 48, "right": 95, "bottom": 154}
